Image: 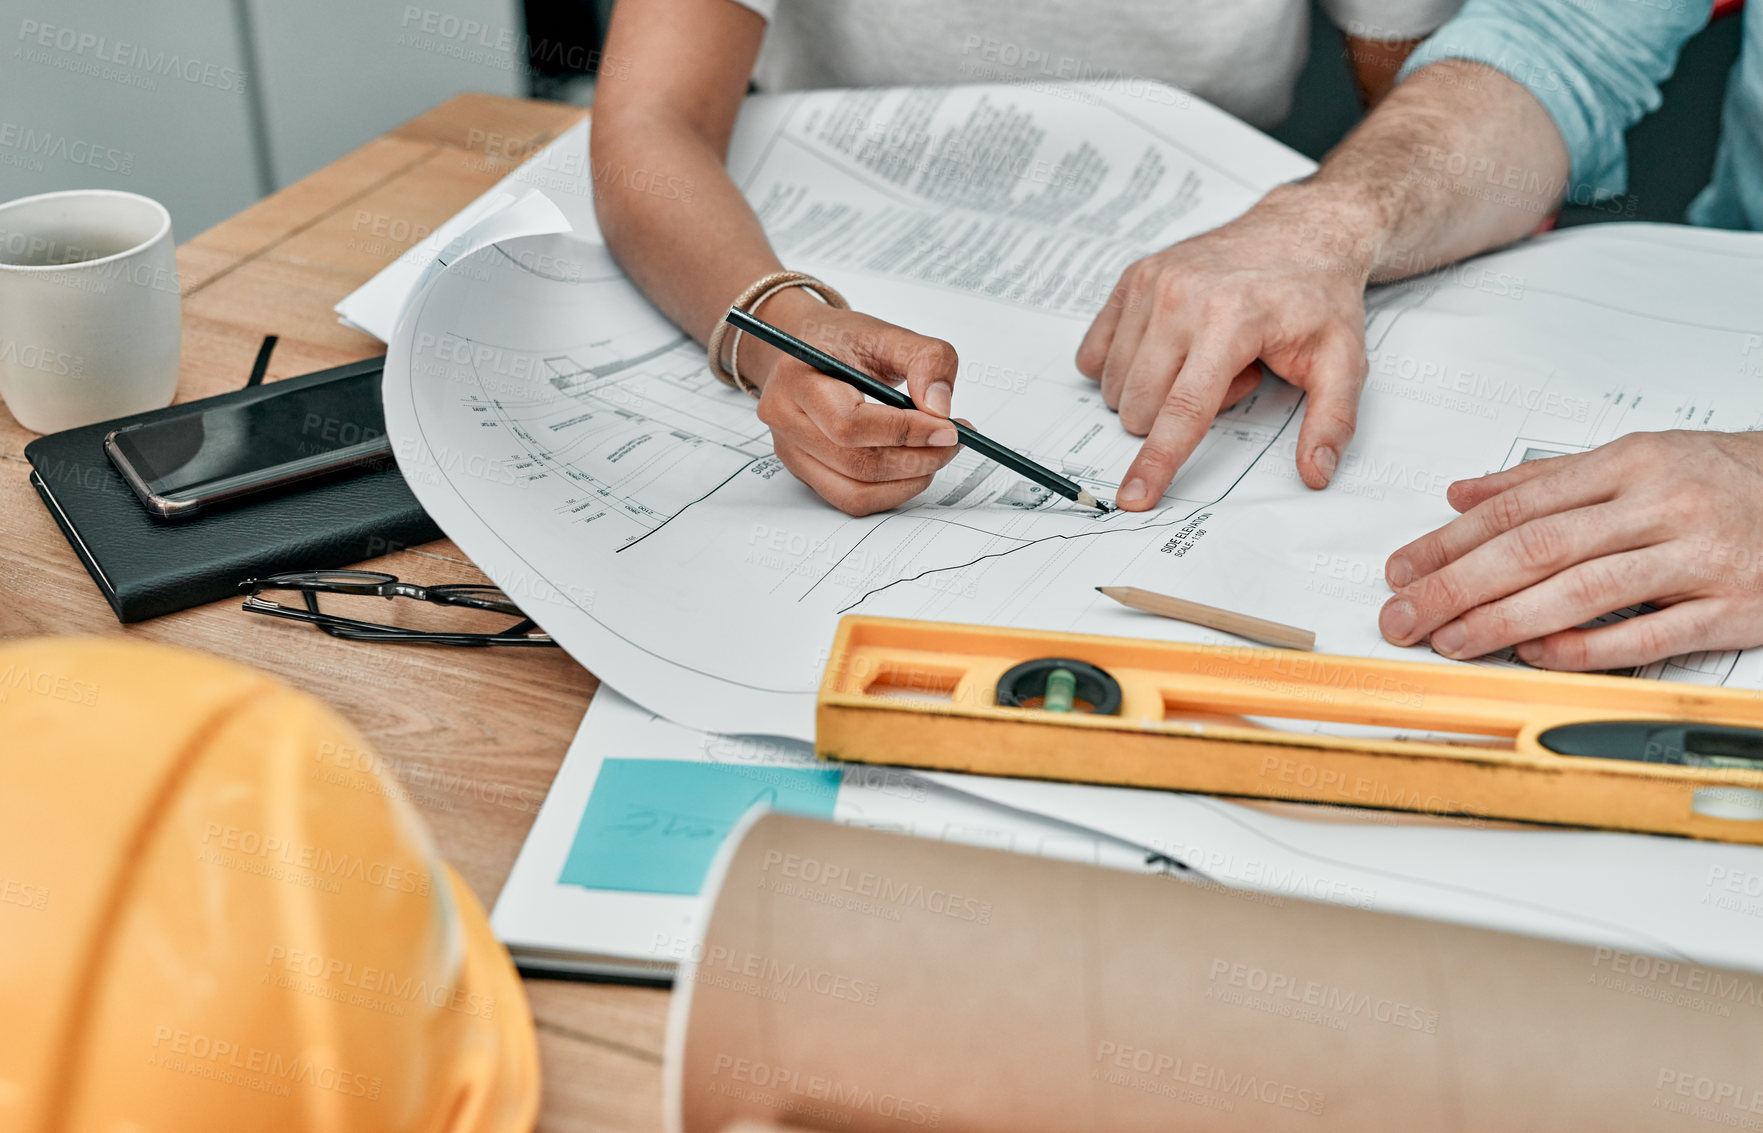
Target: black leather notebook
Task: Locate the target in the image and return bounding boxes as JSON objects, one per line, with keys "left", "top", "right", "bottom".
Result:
{"left": 25, "top": 357, "right": 443, "bottom": 623}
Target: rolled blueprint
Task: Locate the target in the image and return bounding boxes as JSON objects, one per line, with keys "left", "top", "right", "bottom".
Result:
{"left": 668, "top": 813, "right": 1763, "bottom": 1133}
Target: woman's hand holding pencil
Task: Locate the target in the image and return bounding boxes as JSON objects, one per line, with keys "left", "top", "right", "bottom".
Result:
{"left": 736, "top": 293, "right": 966, "bottom": 516}
{"left": 729, "top": 306, "right": 1114, "bottom": 517}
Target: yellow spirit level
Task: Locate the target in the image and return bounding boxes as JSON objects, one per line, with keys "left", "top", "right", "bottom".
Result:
{"left": 815, "top": 616, "right": 1763, "bottom": 843}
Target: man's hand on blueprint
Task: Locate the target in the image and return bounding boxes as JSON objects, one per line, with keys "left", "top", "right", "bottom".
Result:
{"left": 1074, "top": 184, "right": 1373, "bottom": 510}
{"left": 1379, "top": 431, "right": 1763, "bottom": 670}
{"left": 750, "top": 298, "right": 965, "bottom": 516}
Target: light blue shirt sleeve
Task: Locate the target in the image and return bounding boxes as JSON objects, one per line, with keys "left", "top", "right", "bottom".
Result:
{"left": 1686, "top": 2, "right": 1763, "bottom": 230}
{"left": 1397, "top": 0, "right": 1713, "bottom": 199}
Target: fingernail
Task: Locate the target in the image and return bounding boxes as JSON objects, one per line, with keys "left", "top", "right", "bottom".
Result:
{"left": 1314, "top": 445, "right": 1338, "bottom": 483}
{"left": 926, "top": 381, "right": 952, "bottom": 416}
{"left": 1431, "top": 621, "right": 1466, "bottom": 658}
{"left": 1118, "top": 478, "right": 1148, "bottom": 506}
{"left": 928, "top": 427, "right": 959, "bottom": 446}
{"left": 1387, "top": 556, "right": 1412, "bottom": 589}
{"left": 1380, "top": 598, "right": 1415, "bottom": 641}
{"left": 1516, "top": 640, "right": 1543, "bottom": 664}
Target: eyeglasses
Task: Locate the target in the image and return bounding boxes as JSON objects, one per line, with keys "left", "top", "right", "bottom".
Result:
{"left": 238, "top": 570, "right": 557, "bottom": 647}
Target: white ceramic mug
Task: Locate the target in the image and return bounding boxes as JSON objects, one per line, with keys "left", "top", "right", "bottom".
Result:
{"left": 0, "top": 189, "right": 181, "bottom": 434}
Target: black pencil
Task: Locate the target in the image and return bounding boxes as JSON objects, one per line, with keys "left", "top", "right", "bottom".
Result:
{"left": 724, "top": 307, "right": 1113, "bottom": 513}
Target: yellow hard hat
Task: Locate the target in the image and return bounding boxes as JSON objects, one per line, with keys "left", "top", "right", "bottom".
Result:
{"left": 0, "top": 637, "right": 538, "bottom": 1132}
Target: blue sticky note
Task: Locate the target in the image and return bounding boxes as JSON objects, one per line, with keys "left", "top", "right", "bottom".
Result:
{"left": 560, "top": 758, "right": 841, "bottom": 895}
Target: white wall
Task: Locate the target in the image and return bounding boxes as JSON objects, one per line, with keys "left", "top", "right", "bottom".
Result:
{"left": 0, "top": 0, "right": 524, "bottom": 242}
{"left": 246, "top": 0, "right": 523, "bottom": 190}
{"left": 1, "top": 0, "right": 260, "bottom": 244}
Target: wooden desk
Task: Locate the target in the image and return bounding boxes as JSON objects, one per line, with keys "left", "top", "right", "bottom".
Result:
{"left": 0, "top": 94, "right": 665, "bottom": 1132}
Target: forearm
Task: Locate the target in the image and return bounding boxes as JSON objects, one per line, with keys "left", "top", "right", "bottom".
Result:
{"left": 595, "top": 126, "right": 837, "bottom": 387}
{"left": 1267, "top": 60, "right": 1569, "bottom": 286}
{"left": 590, "top": 0, "right": 817, "bottom": 387}
{"left": 592, "top": 115, "right": 799, "bottom": 353}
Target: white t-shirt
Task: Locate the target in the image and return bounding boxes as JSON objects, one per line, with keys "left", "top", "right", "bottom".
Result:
{"left": 728, "top": 0, "right": 1462, "bottom": 129}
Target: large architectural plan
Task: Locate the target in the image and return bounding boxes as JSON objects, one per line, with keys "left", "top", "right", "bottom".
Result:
{"left": 372, "top": 82, "right": 1763, "bottom": 739}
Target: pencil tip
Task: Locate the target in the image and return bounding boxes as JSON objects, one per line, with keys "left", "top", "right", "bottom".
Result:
{"left": 1075, "top": 489, "right": 1114, "bottom": 513}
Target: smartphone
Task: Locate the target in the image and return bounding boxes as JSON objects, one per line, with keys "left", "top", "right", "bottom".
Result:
{"left": 104, "top": 366, "right": 391, "bottom": 520}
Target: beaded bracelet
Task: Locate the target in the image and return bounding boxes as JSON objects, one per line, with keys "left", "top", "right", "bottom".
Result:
{"left": 707, "top": 270, "right": 849, "bottom": 397}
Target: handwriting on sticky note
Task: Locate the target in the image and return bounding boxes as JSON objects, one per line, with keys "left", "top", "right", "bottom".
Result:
{"left": 560, "top": 759, "right": 840, "bottom": 895}
{"left": 605, "top": 788, "right": 784, "bottom": 841}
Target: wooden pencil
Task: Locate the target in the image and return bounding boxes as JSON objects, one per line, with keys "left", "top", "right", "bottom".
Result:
{"left": 1096, "top": 585, "right": 1315, "bottom": 651}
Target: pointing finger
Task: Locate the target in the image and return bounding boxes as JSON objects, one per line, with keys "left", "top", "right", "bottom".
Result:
{"left": 1114, "top": 326, "right": 1256, "bottom": 510}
